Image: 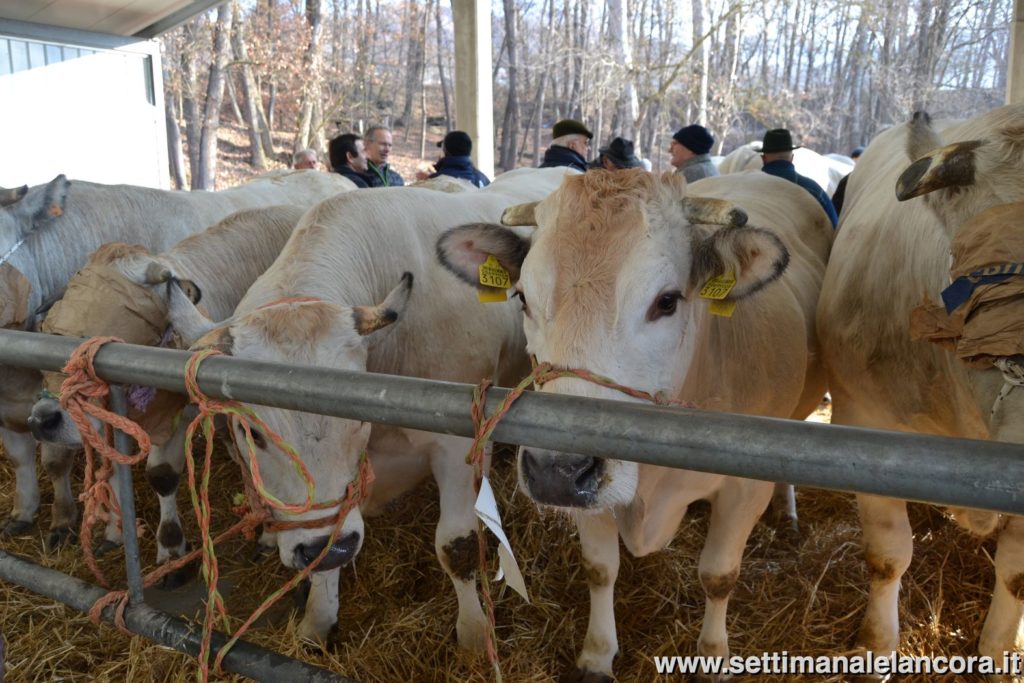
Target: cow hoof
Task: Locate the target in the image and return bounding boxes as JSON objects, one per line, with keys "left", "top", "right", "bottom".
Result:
{"left": 157, "top": 558, "right": 199, "bottom": 590}
{"left": 45, "top": 527, "right": 77, "bottom": 551}
{"left": 846, "top": 675, "right": 889, "bottom": 683}
{"left": 775, "top": 518, "right": 801, "bottom": 547}
{"left": 94, "top": 539, "right": 121, "bottom": 557}
{"left": 561, "top": 668, "right": 614, "bottom": 683}
{"left": 293, "top": 578, "right": 312, "bottom": 609}
{"left": 2, "top": 518, "right": 33, "bottom": 537}
{"left": 690, "top": 675, "right": 732, "bottom": 683}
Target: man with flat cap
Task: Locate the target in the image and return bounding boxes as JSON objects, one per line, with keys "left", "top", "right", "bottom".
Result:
{"left": 760, "top": 128, "right": 838, "bottom": 228}
{"left": 595, "top": 137, "right": 643, "bottom": 170}
{"left": 423, "top": 130, "right": 490, "bottom": 187}
{"left": 670, "top": 124, "right": 719, "bottom": 183}
{"left": 540, "top": 119, "right": 592, "bottom": 172}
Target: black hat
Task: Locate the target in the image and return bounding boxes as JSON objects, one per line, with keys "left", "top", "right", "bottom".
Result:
{"left": 851, "top": 145, "right": 864, "bottom": 158}
{"left": 672, "top": 124, "right": 714, "bottom": 155}
{"left": 438, "top": 130, "right": 472, "bottom": 156}
{"left": 552, "top": 119, "right": 593, "bottom": 140}
{"left": 599, "top": 137, "right": 642, "bottom": 169}
{"left": 761, "top": 128, "right": 801, "bottom": 153}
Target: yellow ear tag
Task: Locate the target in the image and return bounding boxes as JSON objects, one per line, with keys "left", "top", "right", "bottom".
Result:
{"left": 699, "top": 270, "right": 736, "bottom": 300}
{"left": 478, "top": 255, "right": 510, "bottom": 303}
{"left": 708, "top": 299, "right": 737, "bottom": 317}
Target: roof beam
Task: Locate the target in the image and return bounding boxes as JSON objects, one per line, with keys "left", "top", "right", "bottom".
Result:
{"left": 133, "top": 0, "right": 227, "bottom": 39}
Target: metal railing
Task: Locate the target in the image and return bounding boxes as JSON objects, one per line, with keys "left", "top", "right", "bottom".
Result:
{"left": 0, "top": 327, "right": 1022, "bottom": 681}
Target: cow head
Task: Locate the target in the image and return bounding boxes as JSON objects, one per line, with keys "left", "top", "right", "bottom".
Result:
{"left": 896, "top": 108, "right": 1024, "bottom": 235}
{"left": 438, "top": 170, "right": 788, "bottom": 510}
{"left": 28, "top": 242, "right": 199, "bottom": 445}
{"left": 190, "top": 273, "right": 412, "bottom": 579}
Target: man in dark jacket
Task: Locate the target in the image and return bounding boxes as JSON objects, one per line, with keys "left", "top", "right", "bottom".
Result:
{"left": 328, "top": 133, "right": 373, "bottom": 188}
{"left": 760, "top": 128, "right": 838, "bottom": 229}
{"left": 594, "top": 137, "right": 643, "bottom": 170}
{"left": 539, "top": 119, "right": 592, "bottom": 172}
{"left": 428, "top": 131, "right": 490, "bottom": 187}
{"left": 364, "top": 125, "right": 405, "bottom": 187}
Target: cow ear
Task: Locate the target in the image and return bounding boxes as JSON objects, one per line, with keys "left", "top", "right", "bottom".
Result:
{"left": 690, "top": 226, "right": 789, "bottom": 300}
{"left": 436, "top": 223, "right": 530, "bottom": 289}
{"left": 352, "top": 272, "right": 413, "bottom": 337}
{"left": 15, "top": 175, "right": 70, "bottom": 235}
{"left": 896, "top": 139, "right": 985, "bottom": 201}
{"left": 191, "top": 325, "right": 234, "bottom": 355}
{"left": 171, "top": 277, "right": 202, "bottom": 305}
{"left": 144, "top": 261, "right": 172, "bottom": 284}
{"left": 0, "top": 185, "right": 28, "bottom": 208}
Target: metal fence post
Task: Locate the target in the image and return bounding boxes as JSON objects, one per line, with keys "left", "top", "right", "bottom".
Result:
{"left": 109, "top": 384, "right": 145, "bottom": 605}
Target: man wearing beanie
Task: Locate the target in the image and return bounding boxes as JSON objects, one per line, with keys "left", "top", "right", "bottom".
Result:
{"left": 670, "top": 124, "right": 719, "bottom": 183}
{"left": 540, "top": 119, "right": 592, "bottom": 172}
{"left": 426, "top": 131, "right": 490, "bottom": 187}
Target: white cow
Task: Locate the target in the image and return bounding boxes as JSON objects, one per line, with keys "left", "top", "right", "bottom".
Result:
{"left": 436, "top": 169, "right": 831, "bottom": 681}
{"left": 718, "top": 142, "right": 851, "bottom": 194}
{"left": 179, "top": 168, "right": 573, "bottom": 642}
{"left": 0, "top": 171, "right": 354, "bottom": 544}
{"left": 24, "top": 205, "right": 306, "bottom": 558}
{"left": 818, "top": 105, "right": 1024, "bottom": 681}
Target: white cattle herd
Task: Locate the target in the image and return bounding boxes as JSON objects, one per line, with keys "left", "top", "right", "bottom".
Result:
{"left": 0, "top": 104, "right": 1022, "bottom": 682}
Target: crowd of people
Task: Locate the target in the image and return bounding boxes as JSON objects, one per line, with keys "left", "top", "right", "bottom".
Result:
{"left": 298, "top": 118, "right": 857, "bottom": 229}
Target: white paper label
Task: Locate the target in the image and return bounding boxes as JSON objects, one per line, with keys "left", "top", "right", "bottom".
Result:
{"left": 474, "top": 476, "right": 529, "bottom": 602}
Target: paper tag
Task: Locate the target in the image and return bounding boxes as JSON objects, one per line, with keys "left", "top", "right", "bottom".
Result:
{"left": 474, "top": 476, "right": 529, "bottom": 602}
{"left": 708, "top": 299, "right": 737, "bottom": 317}
{"left": 699, "top": 270, "right": 736, "bottom": 300}
{"left": 478, "top": 255, "right": 511, "bottom": 289}
{"left": 477, "top": 287, "right": 508, "bottom": 303}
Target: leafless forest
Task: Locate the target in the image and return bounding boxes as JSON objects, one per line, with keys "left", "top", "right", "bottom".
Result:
{"left": 162, "top": 0, "right": 1011, "bottom": 189}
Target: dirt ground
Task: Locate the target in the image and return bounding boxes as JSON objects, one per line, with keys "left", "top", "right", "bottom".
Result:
{"left": 0, "top": 396, "right": 1010, "bottom": 683}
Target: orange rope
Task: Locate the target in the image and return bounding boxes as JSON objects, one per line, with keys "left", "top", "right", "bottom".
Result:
{"left": 466, "top": 360, "right": 696, "bottom": 678}
{"left": 58, "top": 336, "right": 152, "bottom": 588}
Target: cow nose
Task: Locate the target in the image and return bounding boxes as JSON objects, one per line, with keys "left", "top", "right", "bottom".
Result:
{"left": 292, "top": 531, "right": 361, "bottom": 572}
{"left": 28, "top": 399, "right": 63, "bottom": 440}
{"left": 519, "top": 448, "right": 602, "bottom": 508}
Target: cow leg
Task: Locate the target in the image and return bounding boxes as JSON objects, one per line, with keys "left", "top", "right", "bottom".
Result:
{"left": 298, "top": 567, "right": 341, "bottom": 642}
{"left": 855, "top": 494, "right": 912, "bottom": 659}
{"left": 572, "top": 510, "right": 620, "bottom": 682}
{"left": 146, "top": 420, "right": 191, "bottom": 565}
{"left": 979, "top": 515, "right": 1024, "bottom": 683}
{"left": 695, "top": 478, "right": 773, "bottom": 682}
{"left": 769, "top": 482, "right": 800, "bottom": 541}
{"left": 41, "top": 443, "right": 79, "bottom": 549}
{"left": 430, "top": 434, "right": 488, "bottom": 653}
{"left": 2, "top": 428, "right": 39, "bottom": 535}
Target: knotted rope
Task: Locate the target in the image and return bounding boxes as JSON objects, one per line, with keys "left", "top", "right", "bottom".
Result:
{"left": 467, "top": 360, "right": 695, "bottom": 679}
{"left": 58, "top": 336, "right": 152, "bottom": 587}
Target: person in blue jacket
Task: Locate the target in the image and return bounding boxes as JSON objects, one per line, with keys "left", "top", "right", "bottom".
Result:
{"left": 760, "top": 128, "right": 838, "bottom": 229}
{"left": 427, "top": 131, "right": 490, "bottom": 187}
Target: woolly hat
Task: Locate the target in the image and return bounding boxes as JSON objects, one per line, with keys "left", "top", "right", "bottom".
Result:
{"left": 552, "top": 119, "right": 593, "bottom": 140}
{"left": 598, "top": 137, "right": 642, "bottom": 169}
{"left": 851, "top": 145, "right": 865, "bottom": 158}
{"left": 438, "top": 130, "right": 472, "bottom": 156}
{"left": 672, "top": 125, "right": 714, "bottom": 155}
{"left": 762, "top": 128, "right": 802, "bottom": 153}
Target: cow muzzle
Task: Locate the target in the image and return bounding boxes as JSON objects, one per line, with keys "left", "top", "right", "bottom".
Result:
{"left": 292, "top": 531, "right": 361, "bottom": 572}
{"left": 519, "top": 447, "right": 604, "bottom": 508}
{"left": 27, "top": 397, "right": 67, "bottom": 442}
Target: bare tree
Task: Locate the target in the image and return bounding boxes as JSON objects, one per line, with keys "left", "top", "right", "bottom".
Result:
{"left": 194, "top": 3, "right": 233, "bottom": 190}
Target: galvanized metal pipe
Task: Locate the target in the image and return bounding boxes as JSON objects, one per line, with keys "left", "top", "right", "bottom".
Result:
{"left": 1, "top": 329, "right": 1022, "bottom": 514}
{"left": 0, "top": 549, "right": 355, "bottom": 682}
{"left": 109, "top": 384, "right": 145, "bottom": 605}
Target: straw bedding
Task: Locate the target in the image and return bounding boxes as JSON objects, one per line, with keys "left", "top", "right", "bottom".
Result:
{"left": 0, "top": 409, "right": 1005, "bottom": 682}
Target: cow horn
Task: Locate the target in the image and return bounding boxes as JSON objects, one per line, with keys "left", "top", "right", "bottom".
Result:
{"left": 501, "top": 202, "right": 539, "bottom": 227}
{"left": 0, "top": 185, "right": 28, "bottom": 208}
{"left": 896, "top": 140, "right": 985, "bottom": 201}
{"left": 354, "top": 271, "right": 414, "bottom": 336}
{"left": 681, "top": 197, "right": 748, "bottom": 227}
{"left": 144, "top": 262, "right": 173, "bottom": 284}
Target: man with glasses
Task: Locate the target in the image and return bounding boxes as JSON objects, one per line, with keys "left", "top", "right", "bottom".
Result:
{"left": 539, "top": 119, "right": 593, "bottom": 172}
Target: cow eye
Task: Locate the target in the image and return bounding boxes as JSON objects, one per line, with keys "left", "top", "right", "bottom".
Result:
{"left": 512, "top": 289, "right": 529, "bottom": 315}
{"left": 648, "top": 291, "right": 682, "bottom": 321}
{"left": 238, "top": 423, "right": 267, "bottom": 450}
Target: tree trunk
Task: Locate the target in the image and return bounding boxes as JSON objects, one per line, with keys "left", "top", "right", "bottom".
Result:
{"left": 608, "top": 0, "right": 638, "bottom": 138}
{"left": 195, "top": 4, "right": 232, "bottom": 190}
{"left": 499, "top": 0, "right": 520, "bottom": 170}
{"left": 400, "top": 0, "right": 425, "bottom": 131}
{"left": 690, "top": 0, "right": 708, "bottom": 126}
{"left": 434, "top": 0, "right": 452, "bottom": 129}
{"left": 180, "top": 20, "right": 202, "bottom": 186}
{"left": 231, "top": 0, "right": 271, "bottom": 168}
{"left": 164, "top": 70, "right": 187, "bottom": 190}
{"left": 294, "top": 0, "right": 326, "bottom": 154}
